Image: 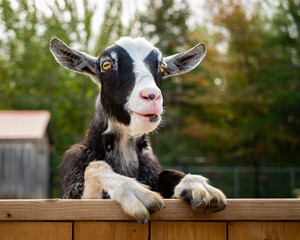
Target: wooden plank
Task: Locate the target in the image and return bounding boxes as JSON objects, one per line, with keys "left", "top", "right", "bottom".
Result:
{"left": 0, "top": 199, "right": 130, "bottom": 221}
{"left": 74, "top": 222, "right": 148, "bottom": 240}
{"left": 151, "top": 199, "right": 300, "bottom": 221}
{"left": 228, "top": 222, "right": 300, "bottom": 240}
{"left": 0, "top": 199, "right": 300, "bottom": 221}
{"left": 0, "top": 222, "right": 72, "bottom": 240}
{"left": 151, "top": 222, "right": 226, "bottom": 240}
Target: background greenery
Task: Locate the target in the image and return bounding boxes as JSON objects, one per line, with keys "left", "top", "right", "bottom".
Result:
{"left": 0, "top": 0, "right": 299, "bottom": 198}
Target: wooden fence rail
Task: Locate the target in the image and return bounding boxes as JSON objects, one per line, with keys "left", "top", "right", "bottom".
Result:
{"left": 0, "top": 199, "right": 300, "bottom": 239}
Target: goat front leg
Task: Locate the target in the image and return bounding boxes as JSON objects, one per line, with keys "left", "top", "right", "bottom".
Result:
{"left": 82, "top": 161, "right": 165, "bottom": 224}
{"left": 157, "top": 170, "right": 227, "bottom": 213}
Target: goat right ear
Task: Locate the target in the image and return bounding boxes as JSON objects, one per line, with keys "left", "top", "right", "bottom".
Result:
{"left": 50, "top": 38, "right": 98, "bottom": 76}
{"left": 162, "top": 43, "right": 206, "bottom": 78}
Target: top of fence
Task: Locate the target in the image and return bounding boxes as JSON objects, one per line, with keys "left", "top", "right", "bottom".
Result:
{"left": 166, "top": 166, "right": 300, "bottom": 173}
{"left": 0, "top": 199, "right": 299, "bottom": 221}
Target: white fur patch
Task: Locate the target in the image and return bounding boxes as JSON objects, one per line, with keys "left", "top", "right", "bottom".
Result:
{"left": 93, "top": 95, "right": 102, "bottom": 123}
{"left": 116, "top": 37, "right": 161, "bottom": 62}
{"left": 105, "top": 120, "right": 139, "bottom": 173}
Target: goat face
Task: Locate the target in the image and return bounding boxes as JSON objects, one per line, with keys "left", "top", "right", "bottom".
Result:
{"left": 50, "top": 37, "right": 206, "bottom": 136}
{"left": 98, "top": 38, "right": 164, "bottom": 136}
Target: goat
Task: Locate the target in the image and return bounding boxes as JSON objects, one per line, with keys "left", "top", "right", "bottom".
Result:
{"left": 50, "top": 37, "right": 226, "bottom": 224}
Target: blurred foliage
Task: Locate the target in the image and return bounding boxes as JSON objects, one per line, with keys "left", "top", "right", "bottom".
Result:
{"left": 178, "top": 0, "right": 300, "bottom": 167}
{"left": 0, "top": 0, "right": 125, "bottom": 196}
{"left": 0, "top": 0, "right": 299, "bottom": 198}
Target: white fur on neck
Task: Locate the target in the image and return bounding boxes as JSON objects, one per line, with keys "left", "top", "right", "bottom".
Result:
{"left": 105, "top": 119, "right": 139, "bottom": 175}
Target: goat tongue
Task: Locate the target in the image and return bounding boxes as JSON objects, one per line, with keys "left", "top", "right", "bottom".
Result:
{"left": 149, "top": 114, "right": 159, "bottom": 122}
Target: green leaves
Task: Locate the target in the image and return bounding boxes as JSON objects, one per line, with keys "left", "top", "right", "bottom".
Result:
{"left": 179, "top": 0, "right": 300, "bottom": 166}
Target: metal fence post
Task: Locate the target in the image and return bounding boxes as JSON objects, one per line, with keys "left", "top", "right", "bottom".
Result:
{"left": 290, "top": 167, "right": 296, "bottom": 197}
{"left": 234, "top": 167, "right": 240, "bottom": 198}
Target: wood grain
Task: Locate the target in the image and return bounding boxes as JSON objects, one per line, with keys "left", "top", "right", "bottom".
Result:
{"left": 151, "top": 222, "right": 226, "bottom": 240}
{"left": 0, "top": 222, "right": 72, "bottom": 240}
{"left": 0, "top": 199, "right": 300, "bottom": 221}
{"left": 228, "top": 222, "right": 300, "bottom": 240}
{"left": 74, "top": 222, "right": 148, "bottom": 240}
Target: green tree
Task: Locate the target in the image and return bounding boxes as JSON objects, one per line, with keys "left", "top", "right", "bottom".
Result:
{"left": 181, "top": 0, "right": 300, "bottom": 167}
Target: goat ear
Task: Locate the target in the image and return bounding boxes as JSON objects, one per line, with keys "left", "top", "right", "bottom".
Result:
{"left": 162, "top": 43, "right": 206, "bottom": 78}
{"left": 50, "top": 38, "right": 98, "bottom": 76}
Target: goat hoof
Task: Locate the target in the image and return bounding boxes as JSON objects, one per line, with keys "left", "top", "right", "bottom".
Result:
{"left": 204, "top": 198, "right": 227, "bottom": 213}
{"left": 174, "top": 174, "right": 227, "bottom": 213}
{"left": 192, "top": 195, "right": 207, "bottom": 213}
{"left": 119, "top": 180, "right": 165, "bottom": 224}
{"left": 147, "top": 199, "right": 166, "bottom": 214}
{"left": 137, "top": 216, "right": 148, "bottom": 225}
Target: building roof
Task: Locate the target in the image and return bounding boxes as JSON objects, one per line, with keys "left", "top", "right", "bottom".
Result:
{"left": 0, "top": 110, "right": 50, "bottom": 139}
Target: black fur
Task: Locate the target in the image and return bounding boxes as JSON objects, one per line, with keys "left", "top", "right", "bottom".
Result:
{"left": 99, "top": 46, "right": 135, "bottom": 125}
{"left": 156, "top": 169, "right": 185, "bottom": 198}
{"left": 144, "top": 50, "right": 163, "bottom": 89}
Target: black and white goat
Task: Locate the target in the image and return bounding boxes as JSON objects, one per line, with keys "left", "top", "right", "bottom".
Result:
{"left": 50, "top": 37, "right": 226, "bottom": 224}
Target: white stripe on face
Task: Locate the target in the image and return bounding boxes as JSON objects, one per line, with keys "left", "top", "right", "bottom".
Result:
{"left": 116, "top": 37, "right": 162, "bottom": 92}
{"left": 116, "top": 37, "right": 162, "bottom": 82}
{"left": 115, "top": 37, "right": 164, "bottom": 136}
{"left": 116, "top": 37, "right": 162, "bottom": 63}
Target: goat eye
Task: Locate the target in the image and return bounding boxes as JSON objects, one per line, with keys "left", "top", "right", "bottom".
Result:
{"left": 102, "top": 60, "right": 112, "bottom": 71}
{"left": 160, "top": 64, "right": 165, "bottom": 73}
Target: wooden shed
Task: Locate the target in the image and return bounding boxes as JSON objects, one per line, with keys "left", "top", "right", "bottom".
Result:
{"left": 0, "top": 110, "right": 53, "bottom": 199}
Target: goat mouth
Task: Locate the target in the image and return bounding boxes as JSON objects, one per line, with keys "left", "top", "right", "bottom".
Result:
{"left": 132, "top": 112, "right": 160, "bottom": 122}
{"left": 143, "top": 114, "right": 159, "bottom": 122}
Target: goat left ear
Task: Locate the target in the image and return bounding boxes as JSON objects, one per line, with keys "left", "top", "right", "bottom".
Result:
{"left": 50, "top": 38, "right": 98, "bottom": 76}
{"left": 163, "top": 43, "right": 206, "bottom": 78}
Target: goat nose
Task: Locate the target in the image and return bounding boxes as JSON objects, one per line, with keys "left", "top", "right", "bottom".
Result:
{"left": 148, "top": 94, "right": 156, "bottom": 100}
{"left": 140, "top": 89, "right": 161, "bottom": 101}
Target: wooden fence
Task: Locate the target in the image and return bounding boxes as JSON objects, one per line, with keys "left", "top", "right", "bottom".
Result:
{"left": 0, "top": 199, "right": 300, "bottom": 239}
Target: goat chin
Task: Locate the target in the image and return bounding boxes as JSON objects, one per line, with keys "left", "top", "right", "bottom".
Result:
{"left": 128, "top": 113, "right": 161, "bottom": 137}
